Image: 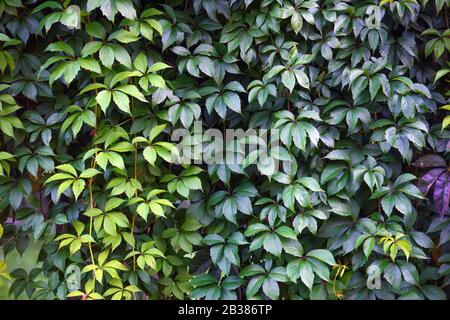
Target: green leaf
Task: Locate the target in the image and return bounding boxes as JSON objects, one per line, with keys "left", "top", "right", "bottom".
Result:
{"left": 143, "top": 146, "right": 157, "bottom": 165}
{"left": 105, "top": 197, "right": 124, "bottom": 212}
{"left": 266, "top": 65, "right": 285, "bottom": 79}
{"left": 183, "top": 176, "right": 202, "bottom": 190}
{"left": 282, "top": 70, "right": 296, "bottom": 92}
{"left": 81, "top": 41, "right": 103, "bottom": 57}
{"left": 306, "top": 249, "right": 336, "bottom": 266}
{"left": 112, "top": 90, "right": 131, "bottom": 114}
{"left": 60, "top": 5, "right": 81, "bottom": 29}
{"left": 116, "top": 85, "right": 147, "bottom": 102}
{"left": 107, "top": 152, "right": 125, "bottom": 169}
{"left": 246, "top": 276, "right": 264, "bottom": 297}
{"left": 299, "top": 260, "right": 314, "bottom": 290}
{"left": 275, "top": 226, "right": 297, "bottom": 240}
{"left": 137, "top": 203, "right": 149, "bottom": 221}
{"left": 56, "top": 164, "right": 77, "bottom": 176}
{"left": 262, "top": 278, "right": 279, "bottom": 300}
{"left": 110, "top": 30, "right": 140, "bottom": 43}
{"left": 148, "top": 62, "right": 171, "bottom": 73}
{"left": 149, "top": 202, "right": 165, "bottom": 217}
{"left": 287, "top": 260, "right": 301, "bottom": 282}
{"left": 223, "top": 92, "right": 241, "bottom": 114}
{"left": 63, "top": 61, "right": 81, "bottom": 85}
{"left": 147, "top": 74, "right": 166, "bottom": 88}
{"left": 363, "top": 237, "right": 375, "bottom": 258}
{"left": 181, "top": 219, "right": 202, "bottom": 231}
{"left": 115, "top": 0, "right": 137, "bottom": 20}
{"left": 96, "top": 90, "right": 112, "bottom": 113}
{"left": 72, "top": 179, "right": 85, "bottom": 200}
{"left": 293, "top": 70, "right": 310, "bottom": 89}
{"left": 291, "top": 12, "right": 303, "bottom": 34}
{"left": 78, "top": 58, "right": 101, "bottom": 73}
{"left": 99, "top": 45, "right": 115, "bottom": 68}
{"left": 298, "top": 177, "right": 323, "bottom": 192}
{"left": 263, "top": 233, "right": 282, "bottom": 257}
{"left": 245, "top": 223, "right": 270, "bottom": 236}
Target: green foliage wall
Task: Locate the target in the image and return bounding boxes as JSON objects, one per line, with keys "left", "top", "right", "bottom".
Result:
{"left": 0, "top": 0, "right": 450, "bottom": 300}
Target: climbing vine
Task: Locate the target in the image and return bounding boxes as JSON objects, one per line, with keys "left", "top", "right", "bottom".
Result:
{"left": 0, "top": 0, "right": 449, "bottom": 300}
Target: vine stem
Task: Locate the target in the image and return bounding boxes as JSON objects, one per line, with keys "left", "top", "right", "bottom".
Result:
{"left": 88, "top": 153, "right": 98, "bottom": 283}
{"left": 130, "top": 94, "right": 138, "bottom": 299}
{"left": 87, "top": 13, "right": 99, "bottom": 121}
{"left": 39, "top": 183, "right": 44, "bottom": 215}
{"left": 332, "top": 269, "right": 339, "bottom": 297}
{"left": 128, "top": 95, "right": 138, "bottom": 276}
{"left": 445, "top": 5, "right": 449, "bottom": 29}
{"left": 87, "top": 52, "right": 99, "bottom": 282}
{"left": 131, "top": 141, "right": 138, "bottom": 273}
{"left": 286, "top": 89, "right": 291, "bottom": 111}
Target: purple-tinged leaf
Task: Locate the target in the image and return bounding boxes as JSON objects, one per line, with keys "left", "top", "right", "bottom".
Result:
{"left": 413, "top": 154, "right": 446, "bottom": 168}
{"left": 396, "top": 135, "right": 409, "bottom": 158}
{"left": 440, "top": 224, "right": 450, "bottom": 246}
{"left": 418, "top": 168, "right": 446, "bottom": 194}
{"left": 433, "top": 171, "right": 450, "bottom": 217}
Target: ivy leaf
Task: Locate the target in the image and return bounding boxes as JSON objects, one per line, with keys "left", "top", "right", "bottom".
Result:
{"left": 262, "top": 278, "right": 279, "bottom": 300}
{"left": 112, "top": 91, "right": 131, "bottom": 114}
{"left": 72, "top": 179, "right": 85, "bottom": 200}
{"left": 299, "top": 260, "right": 314, "bottom": 290}
{"left": 96, "top": 90, "right": 112, "bottom": 113}
{"left": 263, "top": 233, "right": 282, "bottom": 257}
{"left": 306, "top": 250, "right": 336, "bottom": 266}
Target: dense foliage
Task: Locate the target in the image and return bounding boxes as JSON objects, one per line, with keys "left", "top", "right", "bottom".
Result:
{"left": 0, "top": 0, "right": 450, "bottom": 300}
